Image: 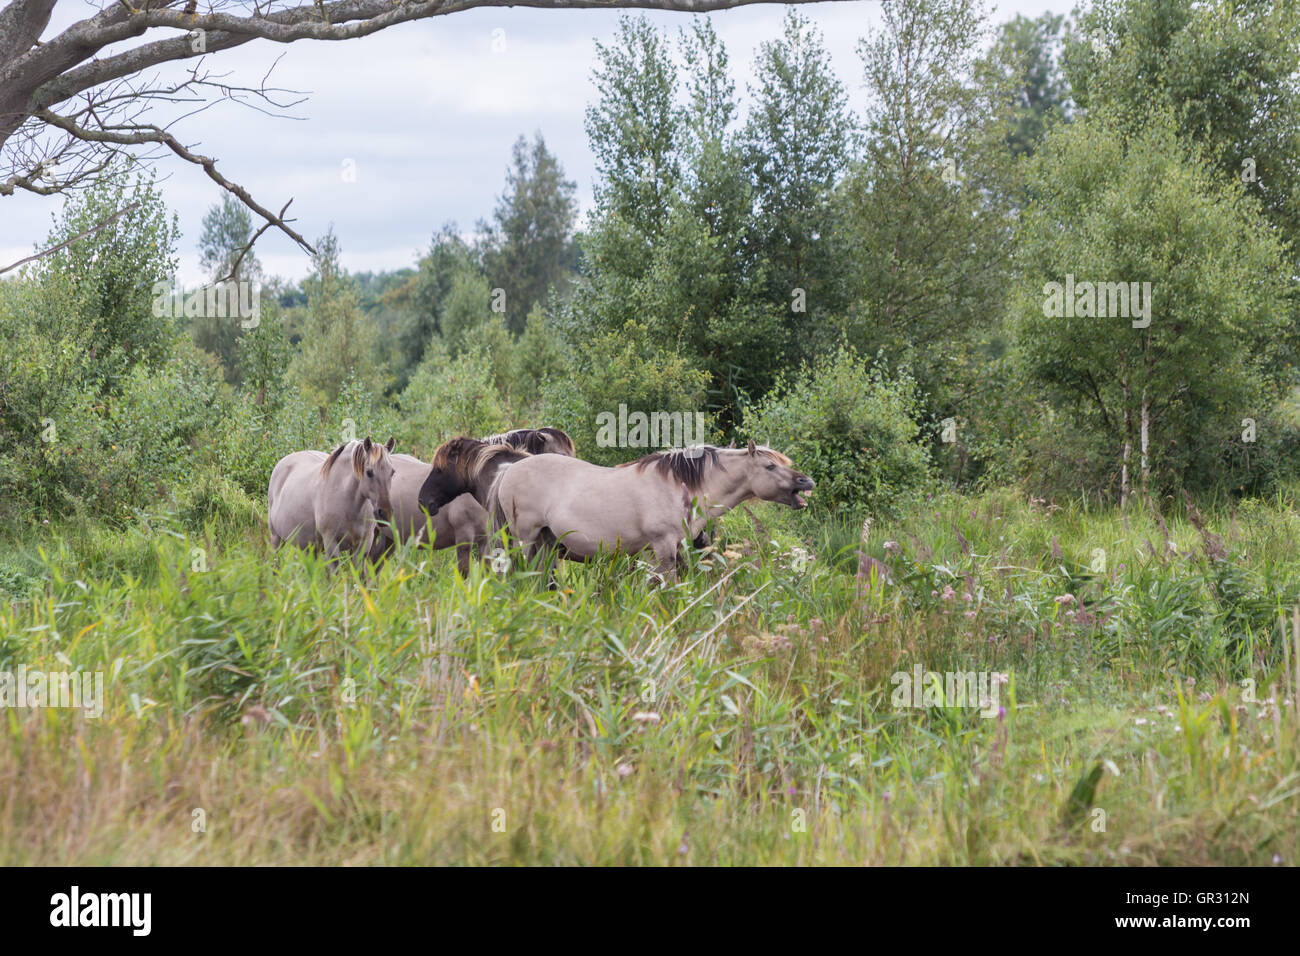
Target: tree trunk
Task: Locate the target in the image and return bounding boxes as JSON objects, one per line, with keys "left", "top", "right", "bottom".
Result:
{"left": 1139, "top": 386, "right": 1150, "bottom": 494}
{"left": 1120, "top": 380, "right": 1131, "bottom": 509}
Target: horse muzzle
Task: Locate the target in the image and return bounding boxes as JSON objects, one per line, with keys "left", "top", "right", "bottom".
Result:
{"left": 789, "top": 476, "right": 814, "bottom": 509}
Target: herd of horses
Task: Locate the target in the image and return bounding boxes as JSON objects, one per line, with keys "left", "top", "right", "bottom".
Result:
{"left": 266, "top": 427, "right": 815, "bottom": 583}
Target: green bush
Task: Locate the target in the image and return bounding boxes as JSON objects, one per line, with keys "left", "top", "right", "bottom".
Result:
{"left": 396, "top": 341, "right": 509, "bottom": 451}
{"left": 101, "top": 341, "right": 224, "bottom": 508}
{"left": 741, "top": 345, "right": 932, "bottom": 513}
{"left": 175, "top": 464, "right": 263, "bottom": 535}
{"left": 539, "top": 322, "right": 712, "bottom": 465}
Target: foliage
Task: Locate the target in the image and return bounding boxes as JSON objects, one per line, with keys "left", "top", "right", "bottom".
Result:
{"left": 741, "top": 345, "right": 933, "bottom": 513}
{"left": 1014, "top": 108, "right": 1294, "bottom": 498}
{"left": 540, "top": 322, "right": 712, "bottom": 466}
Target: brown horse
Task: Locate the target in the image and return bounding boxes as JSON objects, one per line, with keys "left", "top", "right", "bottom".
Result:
{"left": 488, "top": 440, "right": 813, "bottom": 582}
{"left": 371, "top": 429, "right": 575, "bottom": 572}
{"left": 268, "top": 437, "right": 396, "bottom": 561}
{"left": 368, "top": 453, "right": 488, "bottom": 574}
{"left": 417, "top": 428, "right": 575, "bottom": 517}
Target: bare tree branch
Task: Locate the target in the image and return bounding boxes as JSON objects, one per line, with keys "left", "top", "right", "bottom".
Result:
{"left": 36, "top": 105, "right": 315, "bottom": 255}
{"left": 1, "top": 0, "right": 847, "bottom": 266}
{"left": 0, "top": 199, "right": 141, "bottom": 275}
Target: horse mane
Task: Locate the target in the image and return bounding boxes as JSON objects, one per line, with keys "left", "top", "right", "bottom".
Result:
{"left": 431, "top": 437, "right": 528, "bottom": 482}
{"left": 758, "top": 447, "right": 793, "bottom": 467}
{"left": 320, "top": 439, "right": 390, "bottom": 477}
{"left": 319, "top": 442, "right": 349, "bottom": 477}
{"left": 481, "top": 427, "right": 575, "bottom": 457}
{"left": 618, "top": 444, "right": 792, "bottom": 491}
{"left": 619, "top": 446, "right": 722, "bottom": 491}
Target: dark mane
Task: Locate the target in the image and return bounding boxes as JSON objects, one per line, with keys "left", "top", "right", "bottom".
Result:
{"left": 619, "top": 446, "right": 722, "bottom": 491}
{"left": 482, "top": 427, "right": 575, "bottom": 457}
{"left": 319, "top": 441, "right": 348, "bottom": 477}
{"left": 430, "top": 436, "right": 529, "bottom": 481}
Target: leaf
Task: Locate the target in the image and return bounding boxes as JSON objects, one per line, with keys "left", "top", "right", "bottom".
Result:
{"left": 1061, "top": 763, "right": 1105, "bottom": 828}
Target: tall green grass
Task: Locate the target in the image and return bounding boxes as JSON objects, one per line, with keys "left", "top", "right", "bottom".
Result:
{"left": 0, "top": 488, "right": 1296, "bottom": 864}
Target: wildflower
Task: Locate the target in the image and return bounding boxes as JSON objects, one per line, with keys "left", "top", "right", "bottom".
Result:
{"left": 940, "top": 585, "right": 956, "bottom": 601}
{"left": 1054, "top": 594, "right": 1075, "bottom": 606}
{"left": 991, "top": 672, "right": 1009, "bottom": 687}
{"left": 964, "top": 610, "right": 976, "bottom": 620}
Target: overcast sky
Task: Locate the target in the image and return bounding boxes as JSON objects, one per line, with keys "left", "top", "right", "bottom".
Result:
{"left": 1, "top": 0, "right": 1074, "bottom": 285}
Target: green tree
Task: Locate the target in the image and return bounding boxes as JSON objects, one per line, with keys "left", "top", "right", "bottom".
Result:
{"left": 843, "top": 0, "right": 1017, "bottom": 422}
{"left": 290, "top": 229, "right": 381, "bottom": 411}
{"left": 989, "top": 13, "right": 1073, "bottom": 159}
{"left": 387, "top": 224, "right": 480, "bottom": 385}
{"left": 1015, "top": 110, "right": 1293, "bottom": 502}
{"left": 585, "top": 15, "right": 682, "bottom": 244}
{"left": 741, "top": 8, "right": 855, "bottom": 351}
{"left": 480, "top": 133, "right": 579, "bottom": 333}
{"left": 439, "top": 264, "right": 495, "bottom": 358}
{"left": 34, "top": 163, "right": 181, "bottom": 389}
{"left": 193, "top": 193, "right": 263, "bottom": 383}
{"left": 1067, "top": 0, "right": 1300, "bottom": 251}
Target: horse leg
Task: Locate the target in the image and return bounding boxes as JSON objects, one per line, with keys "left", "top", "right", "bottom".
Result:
{"left": 652, "top": 537, "right": 681, "bottom": 585}
{"left": 321, "top": 530, "right": 345, "bottom": 573}
{"left": 532, "top": 527, "right": 561, "bottom": 590}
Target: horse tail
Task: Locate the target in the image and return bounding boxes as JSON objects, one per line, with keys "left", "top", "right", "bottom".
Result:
{"left": 486, "top": 465, "right": 513, "bottom": 543}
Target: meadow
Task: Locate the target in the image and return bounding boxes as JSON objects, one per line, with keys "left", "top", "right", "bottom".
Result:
{"left": 3, "top": 0, "right": 1299, "bottom": 869}
{"left": 1, "top": 486, "right": 1296, "bottom": 866}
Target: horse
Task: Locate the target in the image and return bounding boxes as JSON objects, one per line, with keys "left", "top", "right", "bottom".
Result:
{"left": 374, "top": 429, "right": 576, "bottom": 572}
{"left": 417, "top": 431, "right": 573, "bottom": 517}
{"left": 367, "top": 453, "right": 489, "bottom": 575}
{"left": 268, "top": 436, "right": 396, "bottom": 561}
{"left": 488, "top": 440, "right": 814, "bottom": 583}
{"left": 480, "top": 427, "right": 576, "bottom": 457}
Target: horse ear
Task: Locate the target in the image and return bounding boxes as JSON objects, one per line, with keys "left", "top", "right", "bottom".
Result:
{"left": 746, "top": 438, "right": 756, "bottom": 456}
{"left": 385, "top": 436, "right": 396, "bottom": 452}
{"left": 363, "top": 436, "right": 373, "bottom": 453}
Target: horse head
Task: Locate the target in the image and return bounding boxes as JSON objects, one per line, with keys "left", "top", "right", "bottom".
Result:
{"left": 738, "top": 439, "right": 814, "bottom": 510}
{"left": 353, "top": 436, "right": 397, "bottom": 523}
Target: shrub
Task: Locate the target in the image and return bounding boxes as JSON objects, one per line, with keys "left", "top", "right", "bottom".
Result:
{"left": 741, "top": 345, "right": 932, "bottom": 513}
{"left": 539, "top": 322, "right": 712, "bottom": 466}
{"left": 396, "top": 341, "right": 508, "bottom": 451}
{"left": 175, "top": 464, "right": 262, "bottom": 535}
{"left": 512, "top": 305, "right": 569, "bottom": 412}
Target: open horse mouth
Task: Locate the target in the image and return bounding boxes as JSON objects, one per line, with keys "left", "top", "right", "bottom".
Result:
{"left": 789, "top": 477, "right": 814, "bottom": 509}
